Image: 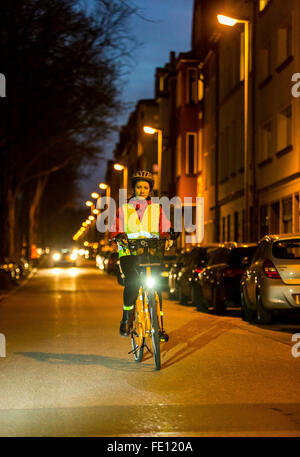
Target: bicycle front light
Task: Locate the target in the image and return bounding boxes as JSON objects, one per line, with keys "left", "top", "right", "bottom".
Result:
{"left": 146, "top": 276, "right": 155, "bottom": 288}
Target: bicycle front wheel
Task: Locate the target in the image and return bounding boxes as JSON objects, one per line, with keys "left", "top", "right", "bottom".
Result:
{"left": 131, "top": 331, "right": 144, "bottom": 362}
{"left": 149, "top": 290, "right": 161, "bottom": 370}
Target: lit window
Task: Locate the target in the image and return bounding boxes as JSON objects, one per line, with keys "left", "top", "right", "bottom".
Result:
{"left": 176, "top": 135, "right": 182, "bottom": 177}
{"left": 176, "top": 71, "right": 182, "bottom": 107}
{"left": 277, "top": 105, "right": 292, "bottom": 151}
{"left": 282, "top": 197, "right": 293, "bottom": 233}
{"left": 186, "top": 133, "right": 197, "bottom": 175}
{"left": 187, "top": 68, "right": 197, "bottom": 104}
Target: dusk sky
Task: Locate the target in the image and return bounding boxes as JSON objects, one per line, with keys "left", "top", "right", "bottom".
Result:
{"left": 80, "top": 0, "right": 194, "bottom": 199}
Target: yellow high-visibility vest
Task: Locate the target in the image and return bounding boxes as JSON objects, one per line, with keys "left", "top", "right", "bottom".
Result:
{"left": 118, "top": 202, "right": 160, "bottom": 257}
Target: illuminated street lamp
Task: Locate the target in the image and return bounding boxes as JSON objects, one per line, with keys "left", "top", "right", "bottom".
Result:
{"left": 85, "top": 200, "right": 93, "bottom": 207}
{"left": 88, "top": 215, "right": 95, "bottom": 221}
{"left": 217, "top": 13, "right": 250, "bottom": 241}
{"left": 143, "top": 125, "right": 162, "bottom": 194}
{"left": 91, "top": 192, "right": 99, "bottom": 199}
{"left": 113, "top": 164, "right": 128, "bottom": 190}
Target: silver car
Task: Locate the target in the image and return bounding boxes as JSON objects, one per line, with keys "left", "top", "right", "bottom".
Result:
{"left": 241, "top": 234, "right": 300, "bottom": 324}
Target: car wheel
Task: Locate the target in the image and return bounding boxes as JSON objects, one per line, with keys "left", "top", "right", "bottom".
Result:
{"left": 178, "top": 286, "right": 188, "bottom": 305}
{"left": 191, "top": 284, "right": 202, "bottom": 306}
{"left": 256, "top": 293, "right": 272, "bottom": 324}
{"left": 240, "top": 286, "right": 255, "bottom": 323}
{"left": 212, "top": 287, "right": 226, "bottom": 315}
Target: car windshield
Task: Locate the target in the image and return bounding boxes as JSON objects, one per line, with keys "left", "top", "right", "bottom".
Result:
{"left": 273, "top": 240, "right": 300, "bottom": 259}
{"left": 229, "top": 247, "right": 257, "bottom": 266}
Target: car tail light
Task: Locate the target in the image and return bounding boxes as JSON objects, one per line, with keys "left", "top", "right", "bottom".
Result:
{"left": 195, "top": 267, "right": 203, "bottom": 274}
{"left": 223, "top": 267, "right": 244, "bottom": 278}
{"left": 263, "top": 259, "right": 281, "bottom": 279}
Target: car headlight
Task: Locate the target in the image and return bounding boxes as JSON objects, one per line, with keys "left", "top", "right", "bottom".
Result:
{"left": 146, "top": 277, "right": 155, "bottom": 288}
{"left": 53, "top": 253, "right": 61, "bottom": 261}
{"left": 70, "top": 252, "right": 77, "bottom": 261}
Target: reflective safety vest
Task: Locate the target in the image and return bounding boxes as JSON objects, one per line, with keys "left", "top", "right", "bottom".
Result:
{"left": 118, "top": 202, "right": 160, "bottom": 258}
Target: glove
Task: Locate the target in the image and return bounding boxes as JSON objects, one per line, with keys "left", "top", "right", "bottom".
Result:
{"left": 114, "top": 233, "right": 128, "bottom": 247}
{"left": 165, "top": 239, "right": 173, "bottom": 251}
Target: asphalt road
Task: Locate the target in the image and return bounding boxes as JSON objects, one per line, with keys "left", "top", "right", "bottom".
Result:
{"left": 0, "top": 265, "right": 300, "bottom": 437}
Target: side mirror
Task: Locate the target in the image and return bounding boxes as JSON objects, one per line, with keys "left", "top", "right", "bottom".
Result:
{"left": 242, "top": 256, "right": 250, "bottom": 267}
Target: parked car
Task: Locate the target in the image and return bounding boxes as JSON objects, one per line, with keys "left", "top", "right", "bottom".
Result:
{"left": 168, "top": 250, "right": 191, "bottom": 300}
{"left": 176, "top": 247, "right": 213, "bottom": 305}
{"left": 241, "top": 234, "right": 300, "bottom": 324}
{"left": 197, "top": 243, "right": 257, "bottom": 314}
{"left": 159, "top": 254, "right": 177, "bottom": 291}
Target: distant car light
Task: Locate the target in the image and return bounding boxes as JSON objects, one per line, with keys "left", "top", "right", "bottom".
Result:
{"left": 70, "top": 252, "right": 77, "bottom": 261}
{"left": 53, "top": 253, "right": 61, "bottom": 261}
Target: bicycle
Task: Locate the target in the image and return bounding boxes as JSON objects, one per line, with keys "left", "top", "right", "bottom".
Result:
{"left": 125, "top": 238, "right": 167, "bottom": 371}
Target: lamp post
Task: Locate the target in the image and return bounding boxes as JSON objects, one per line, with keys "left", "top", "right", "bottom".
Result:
{"left": 143, "top": 126, "right": 162, "bottom": 194}
{"left": 114, "top": 163, "right": 128, "bottom": 190}
{"left": 98, "top": 183, "right": 111, "bottom": 244}
{"left": 217, "top": 14, "right": 250, "bottom": 242}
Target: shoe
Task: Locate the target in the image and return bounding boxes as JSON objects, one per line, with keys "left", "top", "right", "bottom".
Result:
{"left": 159, "top": 328, "right": 169, "bottom": 342}
{"left": 119, "top": 309, "right": 133, "bottom": 337}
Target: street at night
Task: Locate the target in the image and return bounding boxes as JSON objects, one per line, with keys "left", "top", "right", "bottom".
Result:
{"left": 0, "top": 264, "right": 300, "bottom": 437}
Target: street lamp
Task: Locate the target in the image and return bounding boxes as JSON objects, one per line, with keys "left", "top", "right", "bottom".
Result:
{"left": 217, "top": 14, "right": 250, "bottom": 242}
{"left": 143, "top": 125, "right": 162, "bottom": 194}
{"left": 113, "top": 164, "right": 128, "bottom": 190}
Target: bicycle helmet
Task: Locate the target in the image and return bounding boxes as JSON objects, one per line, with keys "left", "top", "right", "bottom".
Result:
{"left": 130, "top": 170, "right": 154, "bottom": 191}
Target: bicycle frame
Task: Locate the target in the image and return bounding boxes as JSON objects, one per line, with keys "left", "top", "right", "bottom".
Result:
{"left": 126, "top": 238, "right": 165, "bottom": 370}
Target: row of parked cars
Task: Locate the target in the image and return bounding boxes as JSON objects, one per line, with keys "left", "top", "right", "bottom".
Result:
{"left": 96, "top": 233, "right": 300, "bottom": 325}
{"left": 0, "top": 258, "right": 32, "bottom": 291}
{"left": 168, "top": 233, "right": 300, "bottom": 324}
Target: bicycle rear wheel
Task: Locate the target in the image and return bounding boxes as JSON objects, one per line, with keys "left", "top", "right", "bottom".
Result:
{"left": 149, "top": 290, "right": 161, "bottom": 370}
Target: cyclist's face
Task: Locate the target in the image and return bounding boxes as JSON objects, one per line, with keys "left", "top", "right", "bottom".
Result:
{"left": 134, "top": 180, "right": 150, "bottom": 199}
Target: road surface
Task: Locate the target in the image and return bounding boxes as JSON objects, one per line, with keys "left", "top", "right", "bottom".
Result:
{"left": 0, "top": 266, "right": 300, "bottom": 437}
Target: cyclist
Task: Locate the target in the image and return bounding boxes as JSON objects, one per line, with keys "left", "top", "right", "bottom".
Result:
{"left": 110, "top": 170, "right": 173, "bottom": 338}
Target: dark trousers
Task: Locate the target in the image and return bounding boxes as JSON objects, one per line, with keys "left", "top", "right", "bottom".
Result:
{"left": 119, "top": 255, "right": 162, "bottom": 310}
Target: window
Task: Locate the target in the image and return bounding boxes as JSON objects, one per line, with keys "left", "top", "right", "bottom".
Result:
{"left": 259, "top": 120, "right": 272, "bottom": 162}
{"left": 270, "top": 201, "right": 280, "bottom": 233}
{"left": 176, "top": 135, "right": 182, "bottom": 177}
{"left": 259, "top": 43, "right": 271, "bottom": 81}
{"left": 277, "top": 20, "right": 292, "bottom": 64}
{"left": 197, "top": 129, "right": 202, "bottom": 172}
{"left": 277, "top": 105, "right": 292, "bottom": 152}
{"left": 176, "top": 71, "right": 182, "bottom": 107}
{"left": 186, "top": 133, "right": 197, "bottom": 175}
{"left": 282, "top": 197, "right": 292, "bottom": 233}
{"left": 204, "top": 153, "right": 209, "bottom": 190}
{"left": 198, "top": 77, "right": 204, "bottom": 101}
{"left": 227, "top": 214, "right": 231, "bottom": 242}
{"left": 187, "top": 68, "right": 197, "bottom": 104}
{"left": 234, "top": 212, "right": 239, "bottom": 241}
{"left": 259, "top": 0, "right": 271, "bottom": 12}
{"left": 260, "top": 205, "right": 269, "bottom": 237}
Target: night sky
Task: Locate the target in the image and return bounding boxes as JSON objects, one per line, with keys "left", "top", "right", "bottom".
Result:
{"left": 80, "top": 0, "right": 194, "bottom": 200}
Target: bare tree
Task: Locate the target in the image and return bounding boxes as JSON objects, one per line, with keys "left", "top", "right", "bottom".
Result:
{"left": 0, "top": 0, "right": 135, "bottom": 259}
